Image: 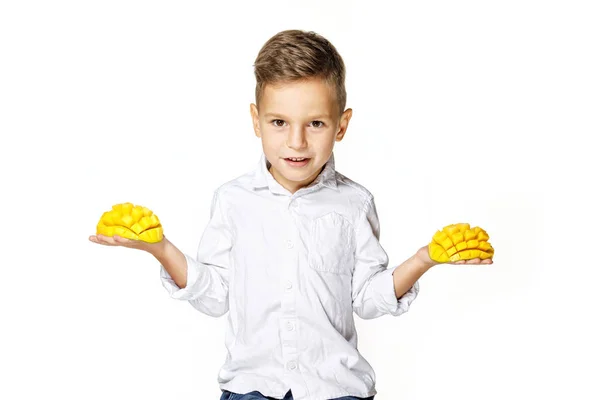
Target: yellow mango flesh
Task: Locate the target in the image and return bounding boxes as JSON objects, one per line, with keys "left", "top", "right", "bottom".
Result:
{"left": 428, "top": 223, "right": 494, "bottom": 263}
{"left": 96, "top": 202, "right": 163, "bottom": 243}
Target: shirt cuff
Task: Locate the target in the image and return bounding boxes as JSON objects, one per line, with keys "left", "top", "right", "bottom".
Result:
{"left": 159, "top": 254, "right": 205, "bottom": 300}
{"left": 370, "top": 267, "right": 420, "bottom": 316}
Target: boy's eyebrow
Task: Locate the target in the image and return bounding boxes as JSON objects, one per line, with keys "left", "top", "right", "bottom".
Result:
{"left": 263, "top": 112, "right": 331, "bottom": 120}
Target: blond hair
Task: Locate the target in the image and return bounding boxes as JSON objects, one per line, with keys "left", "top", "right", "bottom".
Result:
{"left": 253, "top": 29, "right": 346, "bottom": 116}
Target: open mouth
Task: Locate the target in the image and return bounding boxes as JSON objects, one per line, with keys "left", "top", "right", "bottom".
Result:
{"left": 284, "top": 157, "right": 310, "bottom": 166}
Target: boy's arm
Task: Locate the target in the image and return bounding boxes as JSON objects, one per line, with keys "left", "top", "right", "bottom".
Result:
{"left": 392, "top": 247, "right": 435, "bottom": 299}
{"left": 149, "top": 237, "right": 187, "bottom": 289}
{"left": 352, "top": 195, "right": 420, "bottom": 319}
{"left": 157, "top": 189, "right": 233, "bottom": 317}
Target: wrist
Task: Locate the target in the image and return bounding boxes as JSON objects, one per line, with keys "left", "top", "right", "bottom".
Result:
{"left": 149, "top": 236, "right": 169, "bottom": 258}
{"left": 416, "top": 245, "right": 439, "bottom": 270}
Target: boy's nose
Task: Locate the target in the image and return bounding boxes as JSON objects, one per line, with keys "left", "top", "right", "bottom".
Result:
{"left": 286, "top": 127, "right": 308, "bottom": 150}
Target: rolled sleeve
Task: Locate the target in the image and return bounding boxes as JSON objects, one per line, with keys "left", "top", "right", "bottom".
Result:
{"left": 159, "top": 189, "right": 232, "bottom": 317}
{"left": 159, "top": 253, "right": 205, "bottom": 300}
{"left": 352, "top": 195, "right": 420, "bottom": 319}
{"left": 368, "top": 268, "right": 420, "bottom": 316}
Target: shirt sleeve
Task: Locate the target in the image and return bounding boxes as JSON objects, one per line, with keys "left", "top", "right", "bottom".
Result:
{"left": 351, "top": 195, "right": 419, "bottom": 319}
{"left": 159, "top": 189, "right": 233, "bottom": 317}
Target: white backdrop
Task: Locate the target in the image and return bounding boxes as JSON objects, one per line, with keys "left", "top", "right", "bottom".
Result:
{"left": 1, "top": 1, "right": 599, "bottom": 399}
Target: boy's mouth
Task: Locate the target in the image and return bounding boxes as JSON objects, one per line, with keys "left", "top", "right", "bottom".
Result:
{"left": 284, "top": 157, "right": 311, "bottom": 167}
{"left": 285, "top": 157, "right": 309, "bottom": 161}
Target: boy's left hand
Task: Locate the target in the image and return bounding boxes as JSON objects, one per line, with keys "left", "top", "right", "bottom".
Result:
{"left": 416, "top": 245, "right": 493, "bottom": 268}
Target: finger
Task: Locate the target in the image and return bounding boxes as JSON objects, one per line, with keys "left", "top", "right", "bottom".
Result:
{"left": 482, "top": 259, "right": 493, "bottom": 264}
{"left": 113, "top": 235, "right": 126, "bottom": 243}
{"left": 89, "top": 236, "right": 110, "bottom": 245}
{"left": 114, "top": 235, "right": 147, "bottom": 250}
{"left": 465, "top": 258, "right": 481, "bottom": 264}
{"left": 112, "top": 235, "right": 134, "bottom": 245}
{"left": 452, "top": 260, "right": 466, "bottom": 264}
{"left": 95, "top": 234, "right": 119, "bottom": 246}
{"left": 114, "top": 235, "right": 140, "bottom": 245}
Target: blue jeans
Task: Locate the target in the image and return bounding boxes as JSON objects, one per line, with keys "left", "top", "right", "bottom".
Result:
{"left": 220, "top": 389, "right": 375, "bottom": 400}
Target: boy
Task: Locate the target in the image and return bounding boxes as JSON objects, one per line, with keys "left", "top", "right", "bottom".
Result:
{"left": 89, "top": 30, "right": 491, "bottom": 400}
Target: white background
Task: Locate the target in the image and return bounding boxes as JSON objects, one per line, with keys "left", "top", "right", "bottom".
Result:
{"left": 1, "top": 1, "right": 599, "bottom": 399}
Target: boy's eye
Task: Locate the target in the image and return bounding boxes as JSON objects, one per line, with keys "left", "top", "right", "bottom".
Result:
{"left": 270, "top": 120, "right": 325, "bottom": 128}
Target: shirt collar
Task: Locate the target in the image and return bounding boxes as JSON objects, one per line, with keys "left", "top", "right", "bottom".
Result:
{"left": 251, "top": 152, "right": 339, "bottom": 194}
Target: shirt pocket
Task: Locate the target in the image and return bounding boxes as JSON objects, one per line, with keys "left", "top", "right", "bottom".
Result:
{"left": 308, "top": 211, "right": 355, "bottom": 275}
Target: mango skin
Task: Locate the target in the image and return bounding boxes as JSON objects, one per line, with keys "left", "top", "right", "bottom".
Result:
{"left": 428, "top": 223, "right": 494, "bottom": 263}
{"left": 96, "top": 202, "right": 163, "bottom": 243}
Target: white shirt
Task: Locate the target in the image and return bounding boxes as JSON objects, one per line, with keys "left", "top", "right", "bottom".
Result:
{"left": 159, "top": 152, "right": 420, "bottom": 400}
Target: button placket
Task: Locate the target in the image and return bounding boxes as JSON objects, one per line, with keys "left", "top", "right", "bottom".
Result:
{"left": 280, "top": 206, "right": 299, "bottom": 375}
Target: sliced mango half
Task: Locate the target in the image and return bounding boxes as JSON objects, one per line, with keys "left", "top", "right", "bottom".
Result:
{"left": 428, "top": 223, "right": 494, "bottom": 263}
{"left": 96, "top": 202, "right": 163, "bottom": 243}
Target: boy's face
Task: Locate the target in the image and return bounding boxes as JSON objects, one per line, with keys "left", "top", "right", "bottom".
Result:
{"left": 250, "top": 77, "right": 352, "bottom": 194}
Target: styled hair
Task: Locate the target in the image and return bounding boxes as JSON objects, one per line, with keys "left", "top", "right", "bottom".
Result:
{"left": 253, "top": 29, "right": 347, "bottom": 116}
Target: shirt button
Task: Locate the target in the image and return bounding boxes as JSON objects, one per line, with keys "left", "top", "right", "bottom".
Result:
{"left": 286, "top": 322, "right": 295, "bottom": 331}
{"left": 285, "top": 281, "right": 293, "bottom": 290}
{"left": 285, "top": 240, "right": 294, "bottom": 249}
{"left": 287, "top": 361, "right": 297, "bottom": 370}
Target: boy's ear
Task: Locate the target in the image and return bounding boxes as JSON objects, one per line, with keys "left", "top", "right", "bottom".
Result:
{"left": 335, "top": 108, "right": 353, "bottom": 142}
{"left": 250, "top": 103, "right": 261, "bottom": 138}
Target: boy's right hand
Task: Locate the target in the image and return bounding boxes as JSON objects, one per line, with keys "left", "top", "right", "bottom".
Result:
{"left": 89, "top": 234, "right": 166, "bottom": 257}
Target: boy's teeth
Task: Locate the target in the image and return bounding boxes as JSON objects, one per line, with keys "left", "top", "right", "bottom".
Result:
{"left": 289, "top": 157, "right": 306, "bottom": 161}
